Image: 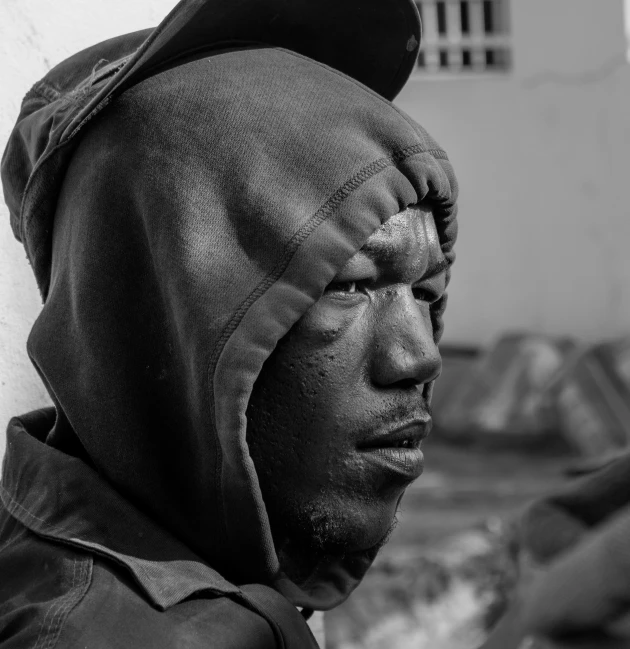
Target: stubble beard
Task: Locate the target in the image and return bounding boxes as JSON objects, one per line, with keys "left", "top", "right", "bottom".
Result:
{"left": 269, "top": 494, "right": 400, "bottom": 587}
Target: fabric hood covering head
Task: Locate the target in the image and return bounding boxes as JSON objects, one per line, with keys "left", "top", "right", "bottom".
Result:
{"left": 2, "top": 37, "right": 458, "bottom": 611}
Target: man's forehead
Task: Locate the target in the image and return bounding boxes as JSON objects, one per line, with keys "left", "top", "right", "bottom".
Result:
{"left": 357, "top": 205, "right": 445, "bottom": 274}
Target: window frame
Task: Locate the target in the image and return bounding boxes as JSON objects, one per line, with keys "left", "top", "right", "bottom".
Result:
{"left": 412, "top": 0, "right": 512, "bottom": 77}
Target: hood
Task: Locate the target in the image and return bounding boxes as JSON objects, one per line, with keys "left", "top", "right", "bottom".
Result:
{"left": 1, "top": 13, "right": 458, "bottom": 613}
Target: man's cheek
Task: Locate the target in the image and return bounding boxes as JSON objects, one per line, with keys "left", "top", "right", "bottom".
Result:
{"left": 297, "top": 298, "right": 368, "bottom": 345}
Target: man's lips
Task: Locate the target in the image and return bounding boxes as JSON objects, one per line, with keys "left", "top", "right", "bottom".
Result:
{"left": 357, "top": 418, "right": 432, "bottom": 451}
{"left": 356, "top": 418, "right": 432, "bottom": 482}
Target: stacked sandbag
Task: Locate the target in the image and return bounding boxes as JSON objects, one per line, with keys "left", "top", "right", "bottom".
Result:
{"left": 434, "top": 334, "right": 573, "bottom": 448}
{"left": 550, "top": 339, "right": 630, "bottom": 457}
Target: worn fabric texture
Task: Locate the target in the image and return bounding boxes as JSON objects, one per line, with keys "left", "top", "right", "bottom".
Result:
{"left": 0, "top": 15, "right": 458, "bottom": 648}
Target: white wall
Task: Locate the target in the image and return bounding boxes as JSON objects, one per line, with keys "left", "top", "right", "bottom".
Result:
{"left": 398, "top": 0, "right": 630, "bottom": 347}
{"left": 0, "top": 0, "right": 176, "bottom": 455}
{"left": 2, "top": 0, "right": 630, "bottom": 454}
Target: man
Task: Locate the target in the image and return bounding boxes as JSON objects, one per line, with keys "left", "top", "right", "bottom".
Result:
{"left": 0, "top": 0, "right": 458, "bottom": 646}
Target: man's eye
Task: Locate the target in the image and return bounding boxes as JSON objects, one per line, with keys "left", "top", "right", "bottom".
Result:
{"left": 326, "top": 281, "right": 358, "bottom": 294}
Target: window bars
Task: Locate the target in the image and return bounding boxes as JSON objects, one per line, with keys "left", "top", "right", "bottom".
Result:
{"left": 415, "top": 0, "right": 511, "bottom": 74}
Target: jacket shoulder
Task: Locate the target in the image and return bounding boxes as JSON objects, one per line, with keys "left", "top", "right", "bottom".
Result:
{"left": 0, "top": 513, "right": 276, "bottom": 649}
{"left": 0, "top": 509, "right": 92, "bottom": 649}
{"left": 61, "top": 559, "right": 278, "bottom": 649}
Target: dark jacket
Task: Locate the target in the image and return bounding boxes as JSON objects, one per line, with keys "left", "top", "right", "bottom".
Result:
{"left": 0, "top": 1, "right": 458, "bottom": 645}
{"left": 0, "top": 409, "right": 312, "bottom": 648}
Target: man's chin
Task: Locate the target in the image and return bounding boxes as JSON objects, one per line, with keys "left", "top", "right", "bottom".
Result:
{"left": 272, "top": 495, "right": 400, "bottom": 559}
{"left": 346, "top": 516, "right": 398, "bottom": 556}
{"left": 273, "top": 513, "right": 397, "bottom": 589}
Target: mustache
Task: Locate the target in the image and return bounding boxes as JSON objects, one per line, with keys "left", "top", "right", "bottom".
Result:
{"left": 369, "top": 399, "right": 433, "bottom": 429}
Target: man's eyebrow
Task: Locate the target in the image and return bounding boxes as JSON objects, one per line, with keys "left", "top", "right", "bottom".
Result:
{"left": 357, "top": 240, "right": 450, "bottom": 278}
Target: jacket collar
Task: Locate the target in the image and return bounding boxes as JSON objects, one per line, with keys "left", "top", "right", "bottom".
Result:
{"left": 0, "top": 408, "right": 240, "bottom": 611}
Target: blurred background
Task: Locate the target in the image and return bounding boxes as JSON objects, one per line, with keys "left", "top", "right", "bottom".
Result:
{"left": 2, "top": 1, "right": 630, "bottom": 647}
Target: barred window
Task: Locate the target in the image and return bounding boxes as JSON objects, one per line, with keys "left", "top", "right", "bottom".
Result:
{"left": 414, "top": 0, "right": 511, "bottom": 74}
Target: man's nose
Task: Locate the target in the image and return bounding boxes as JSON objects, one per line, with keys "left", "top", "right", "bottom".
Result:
{"left": 370, "top": 288, "right": 441, "bottom": 389}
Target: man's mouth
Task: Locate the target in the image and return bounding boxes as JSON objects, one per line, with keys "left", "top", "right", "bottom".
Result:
{"left": 356, "top": 419, "right": 431, "bottom": 481}
{"left": 385, "top": 438, "right": 421, "bottom": 449}
{"left": 357, "top": 419, "right": 431, "bottom": 451}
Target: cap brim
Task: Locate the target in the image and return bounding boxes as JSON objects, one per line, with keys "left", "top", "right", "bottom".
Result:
{"left": 61, "top": 0, "right": 420, "bottom": 141}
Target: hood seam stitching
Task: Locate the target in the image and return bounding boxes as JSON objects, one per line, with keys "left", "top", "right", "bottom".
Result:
{"left": 209, "top": 143, "right": 453, "bottom": 583}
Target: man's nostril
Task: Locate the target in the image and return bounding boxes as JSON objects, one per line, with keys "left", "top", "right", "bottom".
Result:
{"left": 396, "top": 376, "right": 423, "bottom": 390}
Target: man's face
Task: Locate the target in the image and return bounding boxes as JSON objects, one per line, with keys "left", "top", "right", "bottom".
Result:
{"left": 246, "top": 206, "right": 447, "bottom": 574}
